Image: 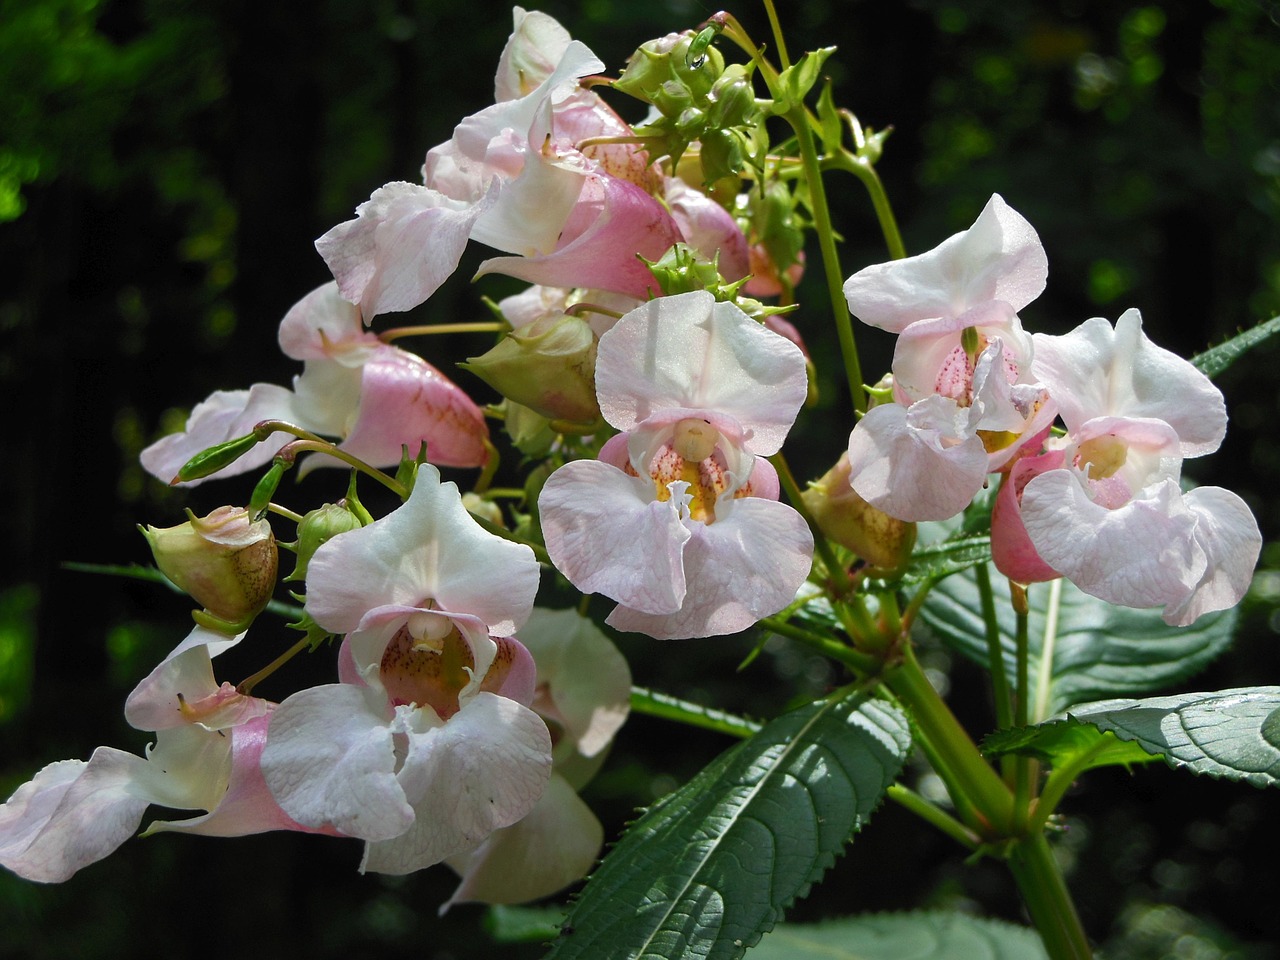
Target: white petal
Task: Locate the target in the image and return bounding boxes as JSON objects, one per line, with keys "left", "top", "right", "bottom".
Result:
{"left": 442, "top": 773, "right": 602, "bottom": 908}
{"left": 306, "top": 464, "right": 538, "bottom": 637}
{"left": 606, "top": 497, "right": 813, "bottom": 639}
{"left": 843, "top": 194, "right": 1047, "bottom": 332}
{"left": 1022, "top": 473, "right": 1204, "bottom": 611}
{"left": 1032, "top": 309, "right": 1226, "bottom": 454}
{"left": 0, "top": 749, "right": 149, "bottom": 883}
{"left": 124, "top": 626, "right": 246, "bottom": 731}
{"left": 515, "top": 608, "right": 631, "bottom": 758}
{"left": 846, "top": 398, "right": 990, "bottom": 522}
{"left": 539, "top": 459, "right": 690, "bottom": 615}
{"left": 595, "top": 291, "right": 808, "bottom": 454}
{"left": 360, "top": 693, "right": 552, "bottom": 874}
{"left": 1162, "top": 486, "right": 1262, "bottom": 625}
{"left": 260, "top": 684, "right": 412, "bottom": 842}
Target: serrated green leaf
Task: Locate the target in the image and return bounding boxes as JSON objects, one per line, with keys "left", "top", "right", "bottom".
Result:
{"left": 918, "top": 567, "right": 1236, "bottom": 719}
{"left": 747, "top": 911, "right": 1049, "bottom": 959}
{"left": 1051, "top": 687, "right": 1280, "bottom": 788}
{"left": 899, "top": 534, "right": 991, "bottom": 585}
{"left": 544, "top": 691, "right": 911, "bottom": 960}
{"left": 1190, "top": 314, "right": 1280, "bottom": 378}
{"left": 983, "top": 718, "right": 1160, "bottom": 773}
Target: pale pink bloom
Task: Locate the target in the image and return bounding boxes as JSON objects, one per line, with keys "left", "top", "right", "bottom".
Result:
{"left": 260, "top": 465, "right": 552, "bottom": 874}
{"left": 0, "top": 627, "right": 316, "bottom": 882}
{"left": 998, "top": 309, "right": 1261, "bottom": 624}
{"left": 140, "top": 283, "right": 488, "bottom": 484}
{"left": 663, "top": 177, "right": 750, "bottom": 284}
{"left": 443, "top": 608, "right": 630, "bottom": 909}
{"left": 540, "top": 291, "right": 814, "bottom": 639}
{"left": 842, "top": 196, "right": 1054, "bottom": 521}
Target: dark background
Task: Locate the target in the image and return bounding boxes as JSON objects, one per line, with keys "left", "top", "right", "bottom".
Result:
{"left": 2, "top": 1, "right": 1279, "bottom": 957}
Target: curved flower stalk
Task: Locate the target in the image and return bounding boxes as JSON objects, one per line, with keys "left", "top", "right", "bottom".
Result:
{"left": 992, "top": 308, "right": 1262, "bottom": 625}
{"left": 443, "top": 608, "right": 631, "bottom": 909}
{"left": 540, "top": 290, "right": 813, "bottom": 639}
{"left": 140, "top": 283, "right": 488, "bottom": 485}
{"left": 0, "top": 627, "right": 323, "bottom": 883}
{"left": 843, "top": 194, "right": 1055, "bottom": 521}
{"left": 260, "top": 465, "right": 552, "bottom": 875}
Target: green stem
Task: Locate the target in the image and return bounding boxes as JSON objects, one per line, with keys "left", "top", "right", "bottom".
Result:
{"left": 886, "top": 783, "right": 981, "bottom": 851}
{"left": 1008, "top": 834, "right": 1094, "bottom": 960}
{"left": 237, "top": 634, "right": 314, "bottom": 696}
{"left": 276, "top": 440, "right": 408, "bottom": 498}
{"left": 788, "top": 107, "right": 866, "bottom": 413}
{"left": 768, "top": 452, "right": 852, "bottom": 597}
{"left": 975, "top": 563, "right": 1013, "bottom": 732}
{"left": 884, "top": 644, "right": 1014, "bottom": 836}
{"left": 840, "top": 155, "right": 907, "bottom": 261}
{"left": 379, "top": 321, "right": 505, "bottom": 342}
{"left": 629, "top": 686, "right": 762, "bottom": 739}
{"left": 758, "top": 615, "right": 879, "bottom": 675}
{"left": 1031, "top": 739, "right": 1111, "bottom": 834}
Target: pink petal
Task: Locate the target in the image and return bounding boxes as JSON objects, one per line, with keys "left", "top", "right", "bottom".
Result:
{"left": 664, "top": 177, "right": 750, "bottom": 282}
{"left": 991, "top": 449, "right": 1065, "bottom": 584}
{"left": 277, "top": 282, "right": 374, "bottom": 360}
{"left": 139, "top": 382, "right": 300, "bottom": 486}
{"left": 474, "top": 173, "right": 682, "bottom": 298}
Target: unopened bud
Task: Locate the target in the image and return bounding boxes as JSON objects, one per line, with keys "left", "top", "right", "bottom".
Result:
{"left": 801, "top": 454, "right": 916, "bottom": 576}
{"left": 142, "top": 506, "right": 278, "bottom": 622}
{"left": 287, "top": 502, "right": 365, "bottom": 583}
{"left": 463, "top": 315, "right": 599, "bottom": 424}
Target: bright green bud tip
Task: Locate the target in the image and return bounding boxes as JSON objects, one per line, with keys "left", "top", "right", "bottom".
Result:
{"left": 142, "top": 505, "right": 278, "bottom": 622}
{"left": 173, "top": 433, "right": 261, "bottom": 483}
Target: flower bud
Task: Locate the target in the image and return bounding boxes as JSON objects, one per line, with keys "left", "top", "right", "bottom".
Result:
{"left": 463, "top": 315, "right": 599, "bottom": 424}
{"left": 142, "top": 506, "right": 277, "bottom": 622}
{"left": 801, "top": 454, "right": 916, "bottom": 576}
{"left": 286, "top": 501, "right": 365, "bottom": 583}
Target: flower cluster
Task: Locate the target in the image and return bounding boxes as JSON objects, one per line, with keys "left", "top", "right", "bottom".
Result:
{"left": 2, "top": 7, "right": 1265, "bottom": 937}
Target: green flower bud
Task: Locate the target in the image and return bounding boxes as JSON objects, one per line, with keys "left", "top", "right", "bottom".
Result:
{"left": 504, "top": 401, "right": 557, "bottom": 457}
{"left": 287, "top": 501, "right": 365, "bottom": 583}
{"left": 801, "top": 455, "right": 917, "bottom": 577}
{"left": 707, "top": 67, "right": 758, "bottom": 129}
{"left": 142, "top": 506, "right": 278, "bottom": 622}
{"left": 463, "top": 315, "right": 599, "bottom": 424}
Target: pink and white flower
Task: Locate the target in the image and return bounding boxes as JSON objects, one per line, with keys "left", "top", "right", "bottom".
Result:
{"left": 843, "top": 195, "right": 1054, "bottom": 521}
{"left": 140, "top": 283, "right": 488, "bottom": 484}
{"left": 992, "top": 308, "right": 1261, "bottom": 625}
{"left": 539, "top": 291, "right": 813, "bottom": 639}
{"left": 259, "top": 465, "right": 552, "bottom": 875}
{"left": 0, "top": 627, "right": 319, "bottom": 882}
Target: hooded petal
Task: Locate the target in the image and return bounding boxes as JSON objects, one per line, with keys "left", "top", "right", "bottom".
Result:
{"left": 277, "top": 282, "right": 377, "bottom": 362}
{"left": 1031, "top": 309, "right": 1227, "bottom": 454}
{"left": 843, "top": 194, "right": 1047, "bottom": 333}
{"left": 316, "top": 181, "right": 494, "bottom": 321}
{"left": 123, "top": 626, "right": 248, "bottom": 731}
{"left": 442, "top": 772, "right": 602, "bottom": 908}
{"left": 539, "top": 459, "right": 691, "bottom": 616}
{"left": 846, "top": 397, "right": 990, "bottom": 522}
{"left": 991, "top": 448, "right": 1065, "bottom": 584}
{"left": 305, "top": 464, "right": 538, "bottom": 637}
{"left": 606, "top": 495, "right": 813, "bottom": 639}
{"left": 594, "top": 291, "right": 808, "bottom": 454}
{"left": 494, "top": 7, "right": 573, "bottom": 101}
{"left": 334, "top": 346, "right": 489, "bottom": 469}
{"left": 259, "top": 683, "right": 412, "bottom": 842}
{"left": 360, "top": 692, "right": 552, "bottom": 874}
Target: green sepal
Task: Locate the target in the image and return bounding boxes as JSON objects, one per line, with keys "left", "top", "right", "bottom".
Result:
{"left": 394, "top": 442, "right": 429, "bottom": 496}
{"left": 248, "top": 460, "right": 290, "bottom": 521}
